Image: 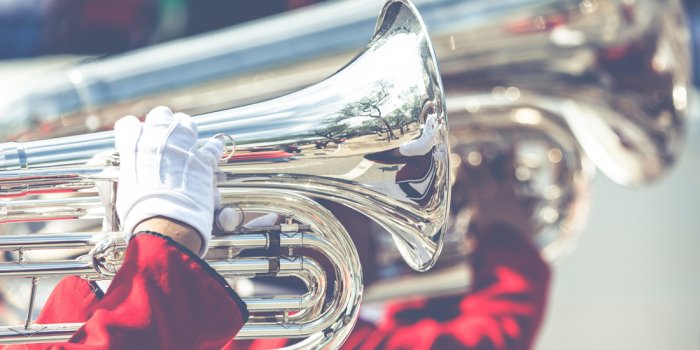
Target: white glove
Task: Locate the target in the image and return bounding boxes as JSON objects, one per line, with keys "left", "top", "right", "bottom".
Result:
{"left": 114, "top": 106, "right": 224, "bottom": 257}
{"left": 398, "top": 113, "right": 439, "bottom": 156}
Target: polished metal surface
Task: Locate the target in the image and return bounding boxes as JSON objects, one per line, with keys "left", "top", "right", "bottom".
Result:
{"left": 0, "top": 0, "right": 450, "bottom": 272}
{"left": 0, "top": 1, "right": 446, "bottom": 347}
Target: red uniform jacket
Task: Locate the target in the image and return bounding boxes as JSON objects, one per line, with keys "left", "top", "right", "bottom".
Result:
{"left": 2, "top": 224, "right": 549, "bottom": 350}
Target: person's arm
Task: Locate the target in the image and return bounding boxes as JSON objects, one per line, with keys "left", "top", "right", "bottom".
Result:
{"left": 1, "top": 107, "right": 250, "bottom": 349}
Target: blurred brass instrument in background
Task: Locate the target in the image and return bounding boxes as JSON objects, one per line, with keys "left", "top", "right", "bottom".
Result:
{"left": 0, "top": 1, "right": 450, "bottom": 347}
{"left": 364, "top": 0, "right": 689, "bottom": 301}
{"left": 0, "top": 0, "right": 691, "bottom": 346}
{"left": 0, "top": 0, "right": 688, "bottom": 185}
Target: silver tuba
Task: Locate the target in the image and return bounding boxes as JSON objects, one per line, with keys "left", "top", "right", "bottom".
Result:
{"left": 0, "top": 0, "right": 689, "bottom": 261}
{"left": 0, "top": 0, "right": 449, "bottom": 347}
{"left": 0, "top": 0, "right": 691, "bottom": 340}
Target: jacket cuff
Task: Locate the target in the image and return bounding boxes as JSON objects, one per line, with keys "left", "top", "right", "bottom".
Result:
{"left": 133, "top": 230, "right": 249, "bottom": 322}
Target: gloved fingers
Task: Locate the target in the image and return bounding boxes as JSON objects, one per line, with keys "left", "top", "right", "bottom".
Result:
{"left": 113, "top": 115, "right": 142, "bottom": 153}
{"left": 173, "top": 112, "right": 198, "bottom": 137}
{"left": 200, "top": 136, "right": 225, "bottom": 167}
{"left": 144, "top": 106, "right": 175, "bottom": 127}
{"left": 114, "top": 106, "right": 221, "bottom": 257}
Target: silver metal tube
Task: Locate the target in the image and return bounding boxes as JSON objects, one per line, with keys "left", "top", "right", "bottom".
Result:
{"left": 0, "top": 261, "right": 96, "bottom": 278}
{"left": 24, "top": 278, "right": 39, "bottom": 330}
{"left": 0, "top": 324, "right": 85, "bottom": 345}
{"left": 243, "top": 257, "right": 326, "bottom": 313}
{"left": 234, "top": 232, "right": 355, "bottom": 339}
{"left": 208, "top": 258, "right": 273, "bottom": 276}
{"left": 0, "top": 256, "right": 323, "bottom": 313}
{"left": 282, "top": 257, "right": 327, "bottom": 321}
{"left": 0, "top": 197, "right": 101, "bottom": 223}
{"left": 0, "top": 232, "right": 103, "bottom": 251}
{"left": 0, "top": 232, "right": 265, "bottom": 251}
{"left": 206, "top": 190, "right": 367, "bottom": 347}
{"left": 208, "top": 234, "right": 268, "bottom": 250}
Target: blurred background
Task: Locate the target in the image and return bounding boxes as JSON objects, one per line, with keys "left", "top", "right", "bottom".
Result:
{"left": 0, "top": 0, "right": 698, "bottom": 349}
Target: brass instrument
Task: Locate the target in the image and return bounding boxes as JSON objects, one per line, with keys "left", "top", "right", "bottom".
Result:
{"left": 0, "top": 0, "right": 691, "bottom": 343}
{"left": 0, "top": 0, "right": 449, "bottom": 347}
{"left": 0, "top": 0, "right": 688, "bottom": 261}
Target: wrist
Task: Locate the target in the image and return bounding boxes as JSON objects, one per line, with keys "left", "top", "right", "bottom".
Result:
{"left": 134, "top": 216, "right": 203, "bottom": 254}
{"left": 120, "top": 192, "right": 213, "bottom": 256}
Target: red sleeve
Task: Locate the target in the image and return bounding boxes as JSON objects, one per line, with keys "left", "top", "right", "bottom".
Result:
{"left": 1, "top": 232, "right": 249, "bottom": 350}
{"left": 343, "top": 224, "right": 551, "bottom": 350}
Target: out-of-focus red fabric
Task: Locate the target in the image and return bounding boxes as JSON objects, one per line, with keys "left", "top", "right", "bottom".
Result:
{"left": 229, "top": 224, "right": 550, "bottom": 350}
{"left": 346, "top": 225, "right": 550, "bottom": 350}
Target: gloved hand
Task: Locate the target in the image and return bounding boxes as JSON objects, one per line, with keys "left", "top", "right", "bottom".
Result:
{"left": 114, "top": 106, "right": 223, "bottom": 257}
{"left": 398, "top": 113, "right": 438, "bottom": 156}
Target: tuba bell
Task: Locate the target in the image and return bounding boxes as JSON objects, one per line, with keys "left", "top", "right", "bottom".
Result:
{"left": 0, "top": 0, "right": 449, "bottom": 347}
